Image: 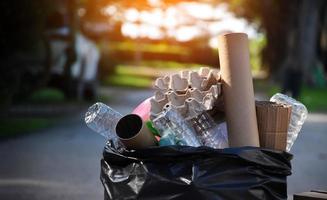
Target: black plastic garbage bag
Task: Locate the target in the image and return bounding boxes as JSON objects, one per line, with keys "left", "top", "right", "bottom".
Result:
{"left": 101, "top": 144, "right": 292, "bottom": 200}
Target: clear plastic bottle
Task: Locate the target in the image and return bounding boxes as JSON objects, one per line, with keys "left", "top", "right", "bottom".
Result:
{"left": 85, "top": 102, "right": 122, "bottom": 141}
{"left": 165, "top": 109, "right": 201, "bottom": 147}
{"left": 187, "top": 111, "right": 229, "bottom": 149}
{"left": 270, "top": 93, "right": 308, "bottom": 151}
{"left": 152, "top": 114, "right": 177, "bottom": 146}
{"left": 152, "top": 109, "right": 201, "bottom": 147}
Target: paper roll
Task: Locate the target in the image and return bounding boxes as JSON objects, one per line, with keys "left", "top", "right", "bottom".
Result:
{"left": 115, "top": 114, "right": 157, "bottom": 149}
{"left": 218, "top": 33, "right": 260, "bottom": 147}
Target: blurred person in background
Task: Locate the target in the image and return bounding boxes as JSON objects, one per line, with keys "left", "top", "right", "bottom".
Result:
{"left": 45, "top": 6, "right": 100, "bottom": 101}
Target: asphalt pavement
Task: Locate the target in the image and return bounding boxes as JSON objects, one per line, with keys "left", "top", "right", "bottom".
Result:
{"left": 0, "top": 87, "right": 326, "bottom": 199}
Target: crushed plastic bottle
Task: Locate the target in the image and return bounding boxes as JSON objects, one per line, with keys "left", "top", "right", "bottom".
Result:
{"left": 152, "top": 114, "right": 177, "bottom": 146}
{"left": 85, "top": 102, "right": 122, "bottom": 142}
{"left": 165, "top": 109, "right": 201, "bottom": 147}
{"left": 187, "top": 111, "right": 229, "bottom": 149}
{"left": 270, "top": 93, "right": 308, "bottom": 152}
{"left": 153, "top": 109, "right": 201, "bottom": 147}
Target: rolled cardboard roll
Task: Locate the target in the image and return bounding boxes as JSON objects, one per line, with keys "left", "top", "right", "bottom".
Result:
{"left": 218, "top": 33, "right": 260, "bottom": 147}
{"left": 256, "top": 101, "right": 292, "bottom": 151}
{"left": 115, "top": 114, "right": 157, "bottom": 149}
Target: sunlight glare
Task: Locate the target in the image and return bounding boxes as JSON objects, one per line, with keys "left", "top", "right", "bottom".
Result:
{"left": 175, "top": 26, "right": 201, "bottom": 42}
{"left": 139, "top": 24, "right": 164, "bottom": 39}
{"left": 179, "top": 2, "right": 214, "bottom": 20}
{"left": 163, "top": 7, "right": 178, "bottom": 28}
{"left": 147, "top": 0, "right": 163, "bottom": 7}
{"left": 103, "top": 5, "right": 117, "bottom": 16}
{"left": 140, "top": 9, "right": 164, "bottom": 26}
{"left": 122, "top": 23, "right": 164, "bottom": 40}
{"left": 125, "top": 8, "right": 139, "bottom": 22}
{"left": 122, "top": 23, "right": 139, "bottom": 39}
{"left": 120, "top": 3, "right": 258, "bottom": 42}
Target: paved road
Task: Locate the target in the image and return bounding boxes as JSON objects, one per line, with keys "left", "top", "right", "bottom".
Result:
{"left": 0, "top": 87, "right": 154, "bottom": 200}
{"left": 0, "top": 87, "right": 326, "bottom": 199}
{"left": 288, "top": 113, "right": 327, "bottom": 196}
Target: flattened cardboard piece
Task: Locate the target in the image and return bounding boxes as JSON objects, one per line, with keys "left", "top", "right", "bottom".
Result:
{"left": 256, "top": 101, "right": 291, "bottom": 151}
{"left": 218, "top": 33, "right": 260, "bottom": 147}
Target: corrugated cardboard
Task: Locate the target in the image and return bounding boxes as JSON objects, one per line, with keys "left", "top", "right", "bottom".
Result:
{"left": 256, "top": 101, "right": 292, "bottom": 151}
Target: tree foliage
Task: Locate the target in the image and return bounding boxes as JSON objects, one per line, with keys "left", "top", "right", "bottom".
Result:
{"left": 225, "top": 0, "right": 327, "bottom": 84}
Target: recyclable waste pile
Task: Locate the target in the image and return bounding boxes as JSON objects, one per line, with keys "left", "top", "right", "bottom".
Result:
{"left": 85, "top": 33, "right": 308, "bottom": 152}
{"left": 85, "top": 32, "right": 309, "bottom": 200}
{"left": 85, "top": 66, "right": 307, "bottom": 152}
{"left": 85, "top": 67, "right": 229, "bottom": 150}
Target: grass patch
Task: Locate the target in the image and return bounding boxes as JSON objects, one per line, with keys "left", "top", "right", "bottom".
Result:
{"left": 28, "top": 88, "right": 65, "bottom": 104}
{"left": 115, "top": 65, "right": 164, "bottom": 78}
{"left": 0, "top": 118, "right": 55, "bottom": 137}
{"left": 299, "top": 87, "right": 327, "bottom": 112}
{"left": 102, "top": 41, "right": 190, "bottom": 55}
{"left": 103, "top": 75, "right": 153, "bottom": 88}
{"left": 96, "top": 94, "right": 112, "bottom": 103}
{"left": 264, "top": 83, "right": 327, "bottom": 112}
{"left": 249, "top": 36, "right": 266, "bottom": 72}
{"left": 102, "top": 61, "right": 208, "bottom": 88}
{"left": 114, "top": 61, "right": 205, "bottom": 78}
{"left": 137, "top": 60, "right": 207, "bottom": 69}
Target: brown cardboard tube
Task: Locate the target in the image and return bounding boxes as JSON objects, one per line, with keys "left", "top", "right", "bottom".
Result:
{"left": 115, "top": 114, "right": 157, "bottom": 149}
{"left": 218, "top": 33, "right": 260, "bottom": 147}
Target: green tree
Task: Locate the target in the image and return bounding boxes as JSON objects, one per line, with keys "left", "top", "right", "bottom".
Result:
{"left": 225, "top": 0, "right": 327, "bottom": 96}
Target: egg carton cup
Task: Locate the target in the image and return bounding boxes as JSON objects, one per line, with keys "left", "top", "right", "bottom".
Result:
{"left": 151, "top": 95, "right": 208, "bottom": 121}
{"left": 150, "top": 84, "right": 221, "bottom": 120}
{"left": 154, "top": 67, "right": 221, "bottom": 93}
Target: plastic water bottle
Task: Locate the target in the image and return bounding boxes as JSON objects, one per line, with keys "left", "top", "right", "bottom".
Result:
{"left": 270, "top": 93, "right": 308, "bottom": 151}
{"left": 153, "top": 109, "right": 201, "bottom": 147}
{"left": 85, "top": 102, "right": 122, "bottom": 141}
{"left": 165, "top": 109, "right": 201, "bottom": 147}
{"left": 187, "top": 112, "right": 229, "bottom": 149}
{"left": 152, "top": 114, "right": 177, "bottom": 146}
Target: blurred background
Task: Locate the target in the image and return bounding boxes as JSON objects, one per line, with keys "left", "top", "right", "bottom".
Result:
{"left": 0, "top": 0, "right": 326, "bottom": 199}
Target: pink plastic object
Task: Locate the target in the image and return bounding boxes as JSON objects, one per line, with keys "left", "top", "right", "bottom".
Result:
{"left": 132, "top": 98, "right": 152, "bottom": 121}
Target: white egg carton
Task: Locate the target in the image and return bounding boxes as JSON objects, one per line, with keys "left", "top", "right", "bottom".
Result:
{"left": 150, "top": 67, "right": 222, "bottom": 120}
{"left": 154, "top": 67, "right": 221, "bottom": 92}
